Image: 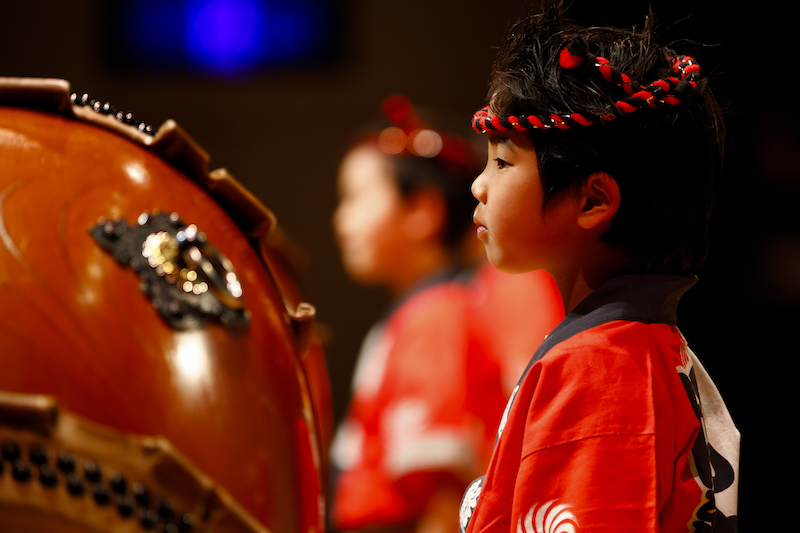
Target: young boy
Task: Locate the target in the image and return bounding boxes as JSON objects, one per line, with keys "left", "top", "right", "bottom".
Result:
{"left": 461, "top": 6, "right": 740, "bottom": 533}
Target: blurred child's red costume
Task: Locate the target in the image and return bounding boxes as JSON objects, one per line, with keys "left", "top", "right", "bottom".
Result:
{"left": 331, "top": 268, "right": 564, "bottom": 531}
{"left": 332, "top": 280, "right": 479, "bottom": 529}
{"left": 459, "top": 275, "right": 739, "bottom": 533}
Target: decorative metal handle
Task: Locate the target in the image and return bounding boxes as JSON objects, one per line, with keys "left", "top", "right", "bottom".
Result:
{"left": 92, "top": 211, "right": 250, "bottom": 330}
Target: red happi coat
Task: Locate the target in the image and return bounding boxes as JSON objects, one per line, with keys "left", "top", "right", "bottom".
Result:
{"left": 459, "top": 275, "right": 740, "bottom": 533}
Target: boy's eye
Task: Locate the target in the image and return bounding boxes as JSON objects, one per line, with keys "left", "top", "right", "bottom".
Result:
{"left": 494, "top": 158, "right": 509, "bottom": 169}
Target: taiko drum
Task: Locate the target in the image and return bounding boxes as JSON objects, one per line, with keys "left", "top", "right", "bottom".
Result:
{"left": 0, "top": 77, "right": 330, "bottom": 533}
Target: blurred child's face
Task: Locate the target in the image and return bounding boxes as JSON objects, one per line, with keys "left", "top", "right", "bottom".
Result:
{"left": 333, "top": 145, "right": 409, "bottom": 285}
{"left": 471, "top": 130, "right": 573, "bottom": 274}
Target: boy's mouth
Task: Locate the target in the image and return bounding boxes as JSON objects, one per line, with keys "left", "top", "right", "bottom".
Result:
{"left": 473, "top": 215, "right": 487, "bottom": 238}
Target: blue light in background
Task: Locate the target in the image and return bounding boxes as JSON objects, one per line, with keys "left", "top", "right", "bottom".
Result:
{"left": 185, "top": 0, "right": 268, "bottom": 74}
{"left": 112, "top": 0, "right": 338, "bottom": 76}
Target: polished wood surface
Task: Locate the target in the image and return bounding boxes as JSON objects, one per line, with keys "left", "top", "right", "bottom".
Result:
{"left": 0, "top": 105, "right": 325, "bottom": 533}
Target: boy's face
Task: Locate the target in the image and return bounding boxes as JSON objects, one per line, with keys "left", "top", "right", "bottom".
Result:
{"left": 471, "top": 130, "right": 573, "bottom": 274}
{"left": 333, "top": 145, "right": 409, "bottom": 285}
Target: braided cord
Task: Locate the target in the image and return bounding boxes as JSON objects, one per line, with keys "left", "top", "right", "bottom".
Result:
{"left": 472, "top": 42, "right": 700, "bottom": 134}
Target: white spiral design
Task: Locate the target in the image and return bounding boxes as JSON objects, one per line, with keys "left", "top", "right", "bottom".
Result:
{"left": 516, "top": 500, "right": 579, "bottom": 533}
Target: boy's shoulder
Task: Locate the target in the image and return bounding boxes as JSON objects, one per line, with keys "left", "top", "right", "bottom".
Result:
{"left": 513, "top": 274, "right": 698, "bottom": 391}
{"left": 511, "top": 275, "right": 703, "bottom": 455}
{"left": 523, "top": 275, "right": 699, "bottom": 394}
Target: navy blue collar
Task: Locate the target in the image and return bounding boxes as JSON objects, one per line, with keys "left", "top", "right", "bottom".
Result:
{"left": 528, "top": 274, "right": 697, "bottom": 369}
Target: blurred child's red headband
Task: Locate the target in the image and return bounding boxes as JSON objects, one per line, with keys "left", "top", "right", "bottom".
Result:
{"left": 472, "top": 39, "right": 700, "bottom": 133}
{"left": 375, "top": 94, "right": 478, "bottom": 173}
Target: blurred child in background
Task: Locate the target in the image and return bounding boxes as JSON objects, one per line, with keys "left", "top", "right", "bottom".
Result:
{"left": 330, "top": 96, "right": 563, "bottom": 533}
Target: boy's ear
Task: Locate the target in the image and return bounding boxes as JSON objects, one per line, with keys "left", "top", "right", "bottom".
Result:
{"left": 577, "top": 172, "right": 620, "bottom": 230}
{"left": 402, "top": 189, "right": 446, "bottom": 241}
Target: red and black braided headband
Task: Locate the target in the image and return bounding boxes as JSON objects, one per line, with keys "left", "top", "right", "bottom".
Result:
{"left": 472, "top": 39, "right": 700, "bottom": 133}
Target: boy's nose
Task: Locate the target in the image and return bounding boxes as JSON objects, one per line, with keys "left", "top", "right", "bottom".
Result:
{"left": 471, "top": 173, "right": 487, "bottom": 203}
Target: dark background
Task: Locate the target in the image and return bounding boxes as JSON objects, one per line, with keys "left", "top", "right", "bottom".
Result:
{"left": 2, "top": 0, "right": 795, "bottom": 524}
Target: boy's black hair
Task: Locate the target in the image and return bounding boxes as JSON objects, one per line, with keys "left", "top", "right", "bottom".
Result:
{"left": 487, "top": 3, "right": 725, "bottom": 274}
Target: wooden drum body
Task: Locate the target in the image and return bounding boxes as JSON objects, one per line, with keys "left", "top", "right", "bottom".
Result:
{"left": 0, "top": 78, "right": 328, "bottom": 533}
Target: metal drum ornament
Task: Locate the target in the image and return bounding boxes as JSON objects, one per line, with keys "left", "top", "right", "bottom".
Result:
{"left": 0, "top": 77, "right": 330, "bottom": 533}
